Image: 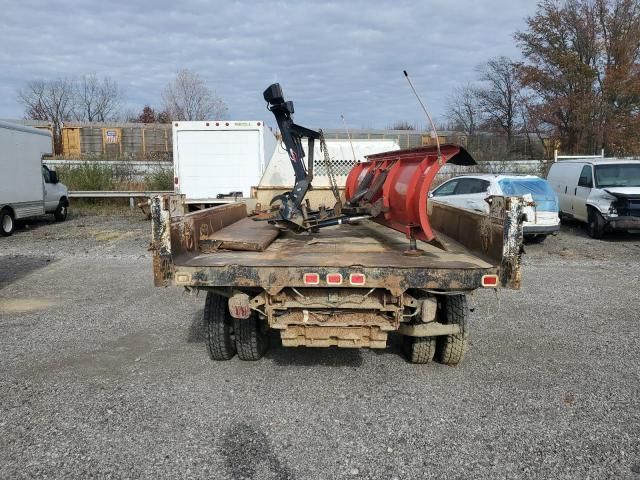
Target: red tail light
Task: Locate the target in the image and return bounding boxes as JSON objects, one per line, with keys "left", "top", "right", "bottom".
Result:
{"left": 326, "top": 274, "right": 343, "bottom": 285}
{"left": 481, "top": 275, "right": 498, "bottom": 287}
{"left": 303, "top": 273, "right": 319, "bottom": 285}
{"left": 174, "top": 176, "right": 179, "bottom": 185}
{"left": 349, "top": 273, "right": 365, "bottom": 285}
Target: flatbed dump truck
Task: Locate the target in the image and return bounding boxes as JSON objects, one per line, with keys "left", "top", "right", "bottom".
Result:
{"left": 150, "top": 176, "right": 525, "bottom": 365}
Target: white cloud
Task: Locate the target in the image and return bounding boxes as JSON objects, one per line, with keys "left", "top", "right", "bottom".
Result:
{"left": 0, "top": 0, "right": 537, "bottom": 128}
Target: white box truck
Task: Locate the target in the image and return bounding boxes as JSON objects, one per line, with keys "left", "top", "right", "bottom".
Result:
{"left": 0, "top": 120, "right": 69, "bottom": 236}
{"left": 173, "top": 121, "right": 276, "bottom": 208}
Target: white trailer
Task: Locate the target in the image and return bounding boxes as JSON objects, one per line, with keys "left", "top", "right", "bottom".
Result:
{"left": 172, "top": 121, "right": 276, "bottom": 207}
{"left": 0, "top": 120, "right": 69, "bottom": 236}
{"left": 172, "top": 119, "right": 400, "bottom": 209}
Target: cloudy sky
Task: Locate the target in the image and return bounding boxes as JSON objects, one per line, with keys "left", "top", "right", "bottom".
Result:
{"left": 0, "top": 0, "right": 538, "bottom": 130}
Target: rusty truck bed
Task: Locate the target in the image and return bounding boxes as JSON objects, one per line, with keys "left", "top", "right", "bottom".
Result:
{"left": 181, "top": 222, "right": 491, "bottom": 269}
{"left": 151, "top": 195, "right": 524, "bottom": 295}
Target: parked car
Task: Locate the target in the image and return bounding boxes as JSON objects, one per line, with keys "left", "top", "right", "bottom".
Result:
{"left": 430, "top": 174, "right": 560, "bottom": 238}
{"left": 0, "top": 120, "right": 69, "bottom": 236}
{"left": 546, "top": 159, "right": 640, "bottom": 238}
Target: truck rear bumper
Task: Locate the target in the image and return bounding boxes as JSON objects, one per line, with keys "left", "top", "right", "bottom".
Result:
{"left": 523, "top": 224, "right": 560, "bottom": 235}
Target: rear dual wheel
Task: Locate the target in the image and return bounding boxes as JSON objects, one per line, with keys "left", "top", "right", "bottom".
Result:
{"left": 203, "top": 292, "right": 269, "bottom": 361}
{"left": 403, "top": 294, "right": 468, "bottom": 366}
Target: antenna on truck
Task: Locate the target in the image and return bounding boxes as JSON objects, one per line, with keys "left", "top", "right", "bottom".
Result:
{"left": 403, "top": 70, "right": 442, "bottom": 164}
{"left": 340, "top": 114, "right": 358, "bottom": 164}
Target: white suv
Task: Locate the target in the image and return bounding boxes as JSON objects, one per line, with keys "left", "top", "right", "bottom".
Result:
{"left": 546, "top": 159, "right": 640, "bottom": 238}
{"left": 430, "top": 174, "right": 560, "bottom": 238}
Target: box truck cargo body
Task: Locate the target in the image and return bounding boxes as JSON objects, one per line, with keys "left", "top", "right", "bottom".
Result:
{"left": 173, "top": 121, "right": 276, "bottom": 205}
{"left": 0, "top": 120, "right": 69, "bottom": 236}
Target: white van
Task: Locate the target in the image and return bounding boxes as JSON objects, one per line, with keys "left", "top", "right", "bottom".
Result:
{"left": 0, "top": 120, "right": 69, "bottom": 236}
{"left": 546, "top": 159, "right": 640, "bottom": 238}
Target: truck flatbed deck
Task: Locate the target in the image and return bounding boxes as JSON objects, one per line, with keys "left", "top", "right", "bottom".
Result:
{"left": 182, "top": 222, "right": 492, "bottom": 270}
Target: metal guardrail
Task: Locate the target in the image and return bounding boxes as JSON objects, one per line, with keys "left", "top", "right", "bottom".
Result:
{"left": 69, "top": 190, "right": 173, "bottom": 208}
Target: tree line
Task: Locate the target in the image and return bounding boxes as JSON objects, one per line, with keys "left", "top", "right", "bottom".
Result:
{"left": 446, "top": 0, "right": 640, "bottom": 158}
{"left": 17, "top": 69, "right": 228, "bottom": 154}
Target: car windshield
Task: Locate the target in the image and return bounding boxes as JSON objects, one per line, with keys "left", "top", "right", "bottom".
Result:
{"left": 594, "top": 164, "right": 640, "bottom": 188}
{"left": 498, "top": 177, "right": 558, "bottom": 212}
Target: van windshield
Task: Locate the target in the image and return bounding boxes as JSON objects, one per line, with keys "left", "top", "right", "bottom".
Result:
{"left": 595, "top": 164, "right": 640, "bottom": 188}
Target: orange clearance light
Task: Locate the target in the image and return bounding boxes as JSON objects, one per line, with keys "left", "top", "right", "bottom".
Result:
{"left": 303, "top": 273, "right": 319, "bottom": 285}
{"left": 481, "top": 275, "right": 499, "bottom": 287}
{"left": 326, "top": 273, "right": 343, "bottom": 285}
{"left": 349, "top": 273, "right": 365, "bottom": 285}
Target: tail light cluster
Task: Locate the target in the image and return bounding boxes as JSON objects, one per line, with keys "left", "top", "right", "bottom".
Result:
{"left": 303, "top": 273, "right": 365, "bottom": 286}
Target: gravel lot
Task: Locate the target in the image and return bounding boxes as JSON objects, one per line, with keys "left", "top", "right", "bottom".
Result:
{"left": 1, "top": 212, "right": 639, "bottom": 479}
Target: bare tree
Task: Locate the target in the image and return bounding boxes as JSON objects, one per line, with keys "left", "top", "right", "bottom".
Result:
{"left": 17, "top": 78, "right": 75, "bottom": 154}
{"left": 162, "top": 69, "right": 228, "bottom": 121}
{"left": 74, "top": 74, "right": 123, "bottom": 122}
{"left": 446, "top": 84, "right": 482, "bottom": 138}
{"left": 475, "top": 56, "right": 523, "bottom": 148}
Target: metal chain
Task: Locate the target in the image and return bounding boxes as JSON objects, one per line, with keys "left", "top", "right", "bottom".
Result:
{"left": 318, "top": 129, "right": 341, "bottom": 205}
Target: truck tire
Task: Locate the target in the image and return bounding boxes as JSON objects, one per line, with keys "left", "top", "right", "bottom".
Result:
{"left": 54, "top": 200, "right": 68, "bottom": 222}
{"left": 403, "top": 336, "right": 437, "bottom": 364}
{"left": 234, "top": 313, "right": 269, "bottom": 361}
{"left": 204, "top": 292, "right": 236, "bottom": 360}
{"left": 436, "top": 294, "right": 469, "bottom": 366}
{"left": 1, "top": 208, "right": 15, "bottom": 236}
{"left": 587, "top": 208, "right": 605, "bottom": 239}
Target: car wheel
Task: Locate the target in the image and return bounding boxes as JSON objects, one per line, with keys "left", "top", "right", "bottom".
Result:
{"left": 1, "top": 208, "right": 15, "bottom": 236}
{"left": 587, "top": 208, "right": 605, "bottom": 239}
{"left": 54, "top": 202, "right": 68, "bottom": 222}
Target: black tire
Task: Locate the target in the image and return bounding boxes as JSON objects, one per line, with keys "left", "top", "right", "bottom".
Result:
{"left": 403, "top": 336, "right": 437, "bottom": 364}
{"left": 204, "top": 292, "right": 236, "bottom": 360}
{"left": 234, "top": 313, "right": 269, "bottom": 361}
{"left": 54, "top": 201, "right": 68, "bottom": 222}
{"left": 587, "top": 208, "right": 605, "bottom": 239}
{"left": 1, "top": 208, "right": 15, "bottom": 236}
{"left": 525, "top": 234, "right": 546, "bottom": 244}
{"left": 436, "top": 295, "right": 469, "bottom": 366}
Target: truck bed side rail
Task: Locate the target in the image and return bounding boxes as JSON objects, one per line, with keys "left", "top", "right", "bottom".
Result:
{"left": 429, "top": 195, "right": 525, "bottom": 289}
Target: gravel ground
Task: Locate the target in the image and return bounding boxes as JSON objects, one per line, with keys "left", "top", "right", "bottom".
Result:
{"left": 1, "top": 212, "right": 639, "bottom": 479}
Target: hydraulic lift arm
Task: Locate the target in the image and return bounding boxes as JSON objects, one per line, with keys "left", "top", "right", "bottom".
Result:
{"left": 263, "top": 84, "right": 320, "bottom": 225}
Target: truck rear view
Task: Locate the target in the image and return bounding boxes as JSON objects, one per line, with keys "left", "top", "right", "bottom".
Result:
{"left": 152, "top": 84, "right": 526, "bottom": 365}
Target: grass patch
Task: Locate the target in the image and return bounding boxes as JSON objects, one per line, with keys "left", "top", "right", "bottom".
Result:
{"left": 144, "top": 165, "right": 173, "bottom": 191}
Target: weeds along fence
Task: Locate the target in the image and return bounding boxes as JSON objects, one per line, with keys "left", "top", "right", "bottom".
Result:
{"left": 48, "top": 158, "right": 545, "bottom": 192}
{"left": 49, "top": 160, "right": 173, "bottom": 191}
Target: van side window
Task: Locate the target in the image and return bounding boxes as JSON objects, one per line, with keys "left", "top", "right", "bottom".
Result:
{"left": 42, "top": 166, "right": 52, "bottom": 183}
{"left": 578, "top": 166, "right": 593, "bottom": 188}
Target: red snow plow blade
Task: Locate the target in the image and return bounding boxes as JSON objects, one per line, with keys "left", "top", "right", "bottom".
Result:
{"left": 344, "top": 144, "right": 476, "bottom": 243}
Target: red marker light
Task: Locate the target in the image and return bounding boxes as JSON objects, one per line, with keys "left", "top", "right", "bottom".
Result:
{"left": 174, "top": 176, "right": 179, "bottom": 185}
{"left": 481, "top": 275, "right": 498, "bottom": 287}
{"left": 349, "top": 273, "right": 365, "bottom": 285}
{"left": 303, "top": 273, "right": 319, "bottom": 285}
{"left": 326, "top": 274, "right": 343, "bottom": 285}
{"left": 257, "top": 122, "right": 261, "bottom": 126}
